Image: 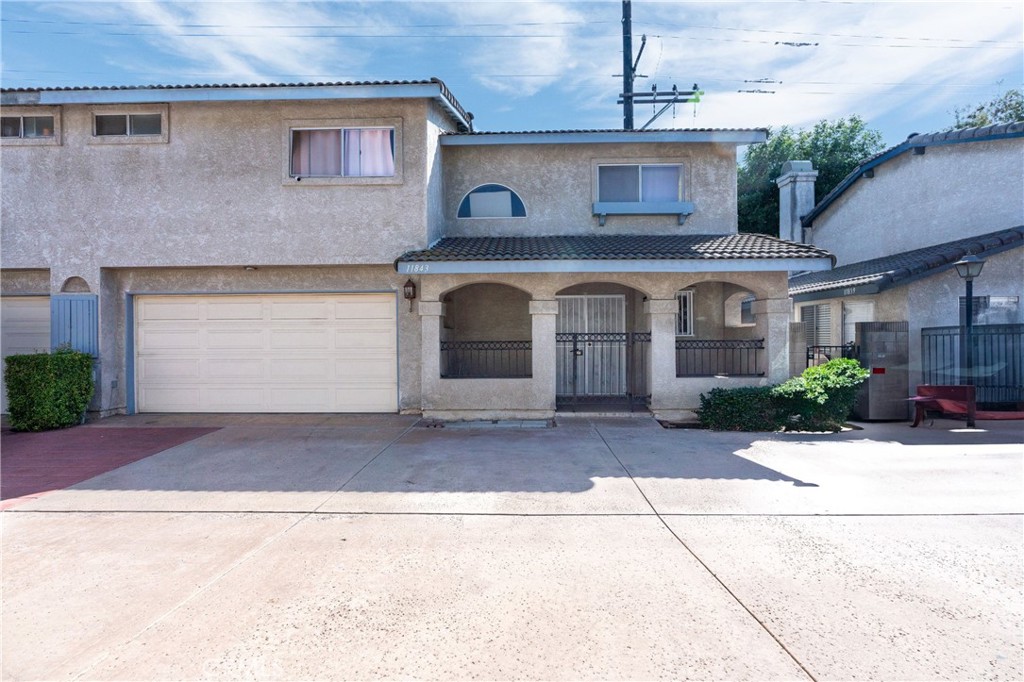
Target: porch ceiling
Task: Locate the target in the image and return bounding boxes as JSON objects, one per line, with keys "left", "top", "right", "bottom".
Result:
{"left": 395, "top": 234, "right": 834, "bottom": 274}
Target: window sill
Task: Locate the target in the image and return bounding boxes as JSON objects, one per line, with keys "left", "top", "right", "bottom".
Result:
{"left": 285, "top": 175, "right": 402, "bottom": 187}
{"left": 593, "top": 201, "right": 695, "bottom": 226}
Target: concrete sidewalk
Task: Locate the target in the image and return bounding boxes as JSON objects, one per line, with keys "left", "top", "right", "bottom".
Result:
{"left": 2, "top": 416, "right": 1021, "bottom": 680}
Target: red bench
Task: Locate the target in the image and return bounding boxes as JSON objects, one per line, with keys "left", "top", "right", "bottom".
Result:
{"left": 910, "top": 385, "right": 975, "bottom": 427}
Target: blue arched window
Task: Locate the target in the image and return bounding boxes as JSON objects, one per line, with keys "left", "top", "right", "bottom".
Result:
{"left": 457, "top": 184, "right": 527, "bottom": 218}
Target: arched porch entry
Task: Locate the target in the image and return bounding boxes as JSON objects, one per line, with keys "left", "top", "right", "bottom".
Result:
{"left": 554, "top": 282, "right": 650, "bottom": 411}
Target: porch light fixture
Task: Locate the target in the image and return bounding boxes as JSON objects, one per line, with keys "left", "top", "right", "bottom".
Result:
{"left": 954, "top": 254, "right": 985, "bottom": 427}
{"left": 403, "top": 278, "right": 417, "bottom": 311}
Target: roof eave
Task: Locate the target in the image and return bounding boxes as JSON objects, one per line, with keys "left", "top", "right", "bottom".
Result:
{"left": 396, "top": 256, "right": 832, "bottom": 274}
{"left": 440, "top": 130, "right": 768, "bottom": 146}
{"left": 2, "top": 80, "right": 473, "bottom": 131}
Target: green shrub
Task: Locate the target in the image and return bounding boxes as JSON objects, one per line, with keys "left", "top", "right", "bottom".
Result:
{"left": 4, "top": 346, "right": 95, "bottom": 431}
{"left": 697, "top": 386, "right": 786, "bottom": 432}
{"left": 772, "top": 358, "right": 869, "bottom": 432}
{"left": 697, "top": 359, "right": 869, "bottom": 432}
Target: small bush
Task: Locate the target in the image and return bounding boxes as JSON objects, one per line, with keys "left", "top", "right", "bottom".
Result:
{"left": 4, "top": 346, "right": 95, "bottom": 432}
{"left": 697, "top": 358, "right": 869, "bottom": 432}
{"left": 772, "top": 358, "right": 869, "bottom": 432}
{"left": 698, "top": 386, "right": 786, "bottom": 432}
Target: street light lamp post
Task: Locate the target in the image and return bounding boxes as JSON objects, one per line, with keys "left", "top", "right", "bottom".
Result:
{"left": 954, "top": 254, "right": 986, "bottom": 427}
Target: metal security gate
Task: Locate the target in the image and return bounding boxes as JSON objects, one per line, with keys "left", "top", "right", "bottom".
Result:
{"left": 556, "top": 295, "right": 649, "bottom": 410}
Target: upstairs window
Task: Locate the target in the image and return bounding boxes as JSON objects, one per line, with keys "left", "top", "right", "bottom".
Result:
{"left": 291, "top": 127, "right": 395, "bottom": 178}
{"left": 94, "top": 113, "right": 162, "bottom": 137}
{"left": 457, "top": 184, "right": 527, "bottom": 218}
{"left": 598, "top": 164, "right": 682, "bottom": 203}
{"left": 2, "top": 115, "right": 55, "bottom": 139}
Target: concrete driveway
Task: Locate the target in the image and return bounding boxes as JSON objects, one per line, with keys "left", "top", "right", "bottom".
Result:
{"left": 2, "top": 415, "right": 1022, "bottom": 680}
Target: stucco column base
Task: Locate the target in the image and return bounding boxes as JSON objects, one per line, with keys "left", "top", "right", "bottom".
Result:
{"left": 647, "top": 300, "right": 679, "bottom": 418}
{"left": 752, "top": 298, "right": 792, "bottom": 383}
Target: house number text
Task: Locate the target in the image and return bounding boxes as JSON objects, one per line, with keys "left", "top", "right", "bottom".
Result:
{"left": 407, "top": 264, "right": 430, "bottom": 273}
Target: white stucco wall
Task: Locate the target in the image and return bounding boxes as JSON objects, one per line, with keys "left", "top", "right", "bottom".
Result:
{"left": 806, "top": 138, "right": 1024, "bottom": 265}
{"left": 442, "top": 142, "right": 740, "bottom": 236}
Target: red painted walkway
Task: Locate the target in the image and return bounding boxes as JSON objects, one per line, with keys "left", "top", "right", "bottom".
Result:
{"left": 1, "top": 426, "right": 219, "bottom": 510}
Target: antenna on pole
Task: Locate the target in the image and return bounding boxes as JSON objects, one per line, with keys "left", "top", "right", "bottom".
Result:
{"left": 617, "top": 0, "right": 702, "bottom": 130}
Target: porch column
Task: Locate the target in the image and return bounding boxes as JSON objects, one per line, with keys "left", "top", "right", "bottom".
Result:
{"left": 753, "top": 297, "right": 792, "bottom": 382}
{"left": 418, "top": 300, "right": 444, "bottom": 412}
{"left": 647, "top": 298, "right": 677, "bottom": 412}
{"left": 530, "top": 300, "right": 558, "bottom": 411}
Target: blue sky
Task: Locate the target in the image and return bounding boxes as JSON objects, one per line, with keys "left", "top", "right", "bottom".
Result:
{"left": 2, "top": 0, "right": 1021, "bottom": 145}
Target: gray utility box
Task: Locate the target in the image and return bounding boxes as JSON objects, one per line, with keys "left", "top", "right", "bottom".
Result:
{"left": 853, "top": 321, "right": 910, "bottom": 420}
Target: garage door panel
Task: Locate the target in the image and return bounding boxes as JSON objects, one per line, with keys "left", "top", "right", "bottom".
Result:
{"left": 336, "top": 299, "right": 395, "bottom": 319}
{"left": 336, "top": 358, "right": 396, "bottom": 381}
{"left": 139, "top": 357, "right": 201, "bottom": 380}
{"left": 140, "top": 387, "right": 201, "bottom": 411}
{"left": 271, "top": 301, "right": 331, "bottom": 320}
{"left": 139, "top": 329, "right": 201, "bottom": 351}
{"left": 136, "top": 293, "right": 397, "bottom": 413}
{"left": 139, "top": 300, "right": 201, "bottom": 321}
{"left": 205, "top": 358, "right": 265, "bottom": 380}
{"left": 204, "top": 387, "right": 267, "bottom": 411}
{"left": 206, "top": 329, "right": 266, "bottom": 350}
{"left": 1, "top": 297, "right": 51, "bottom": 414}
{"left": 206, "top": 301, "right": 264, "bottom": 320}
{"left": 270, "top": 358, "right": 333, "bottom": 380}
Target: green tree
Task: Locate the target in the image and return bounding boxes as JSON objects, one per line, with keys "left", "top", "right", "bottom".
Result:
{"left": 950, "top": 88, "right": 1023, "bottom": 129}
{"left": 738, "top": 116, "right": 884, "bottom": 236}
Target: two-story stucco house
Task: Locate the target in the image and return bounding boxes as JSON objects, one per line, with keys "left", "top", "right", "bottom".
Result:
{"left": 784, "top": 122, "right": 1024, "bottom": 410}
{"left": 1, "top": 79, "right": 832, "bottom": 420}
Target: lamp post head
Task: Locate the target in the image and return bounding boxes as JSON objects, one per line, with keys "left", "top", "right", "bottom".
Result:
{"left": 954, "top": 254, "right": 986, "bottom": 281}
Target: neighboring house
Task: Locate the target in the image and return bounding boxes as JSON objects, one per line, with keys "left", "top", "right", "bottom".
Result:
{"left": 1, "top": 80, "right": 832, "bottom": 421}
{"left": 784, "top": 122, "right": 1024, "bottom": 409}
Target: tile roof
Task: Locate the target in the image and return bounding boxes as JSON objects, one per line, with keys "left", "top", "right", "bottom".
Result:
{"left": 788, "top": 226, "right": 1024, "bottom": 297}
{"left": 398, "top": 234, "right": 833, "bottom": 263}
{"left": 802, "top": 122, "right": 1024, "bottom": 227}
{"left": 1, "top": 78, "right": 473, "bottom": 131}
{"left": 445, "top": 128, "right": 768, "bottom": 136}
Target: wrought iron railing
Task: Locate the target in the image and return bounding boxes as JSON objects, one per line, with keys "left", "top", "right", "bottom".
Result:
{"left": 675, "top": 338, "right": 764, "bottom": 377}
{"left": 921, "top": 324, "right": 1023, "bottom": 405}
{"left": 806, "top": 343, "right": 860, "bottom": 367}
{"left": 440, "top": 340, "right": 532, "bottom": 379}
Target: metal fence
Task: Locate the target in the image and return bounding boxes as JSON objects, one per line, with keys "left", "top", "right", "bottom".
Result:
{"left": 921, "top": 324, "right": 1024, "bottom": 405}
{"left": 675, "top": 338, "right": 764, "bottom": 377}
{"left": 440, "top": 340, "right": 532, "bottom": 378}
{"left": 806, "top": 343, "right": 860, "bottom": 368}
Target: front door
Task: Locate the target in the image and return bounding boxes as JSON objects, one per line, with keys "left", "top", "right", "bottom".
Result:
{"left": 556, "top": 295, "right": 627, "bottom": 402}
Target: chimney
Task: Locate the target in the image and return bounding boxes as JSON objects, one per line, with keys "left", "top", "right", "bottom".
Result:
{"left": 775, "top": 160, "right": 818, "bottom": 243}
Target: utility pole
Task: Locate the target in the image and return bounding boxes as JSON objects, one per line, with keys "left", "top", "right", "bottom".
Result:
{"left": 622, "top": 0, "right": 634, "bottom": 129}
{"left": 618, "top": 0, "right": 702, "bottom": 130}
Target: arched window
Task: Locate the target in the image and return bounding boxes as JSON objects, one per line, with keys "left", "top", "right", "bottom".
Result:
{"left": 457, "top": 184, "right": 526, "bottom": 218}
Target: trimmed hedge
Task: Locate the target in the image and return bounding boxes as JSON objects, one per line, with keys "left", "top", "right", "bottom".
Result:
{"left": 4, "top": 347, "right": 95, "bottom": 432}
{"left": 698, "top": 386, "right": 787, "bottom": 432}
{"left": 698, "top": 358, "right": 869, "bottom": 432}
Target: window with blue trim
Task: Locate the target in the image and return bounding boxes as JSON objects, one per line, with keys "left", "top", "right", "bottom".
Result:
{"left": 458, "top": 184, "right": 526, "bottom": 218}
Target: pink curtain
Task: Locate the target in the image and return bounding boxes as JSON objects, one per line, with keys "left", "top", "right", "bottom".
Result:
{"left": 291, "top": 130, "right": 341, "bottom": 176}
{"left": 344, "top": 129, "right": 395, "bottom": 177}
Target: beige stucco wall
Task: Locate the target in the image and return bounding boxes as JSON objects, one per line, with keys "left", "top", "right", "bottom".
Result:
{"left": 442, "top": 142, "right": 740, "bottom": 236}
{"left": 0, "top": 270, "right": 50, "bottom": 295}
{"left": 1, "top": 98, "right": 445, "bottom": 283}
{"left": 806, "top": 138, "right": 1024, "bottom": 265}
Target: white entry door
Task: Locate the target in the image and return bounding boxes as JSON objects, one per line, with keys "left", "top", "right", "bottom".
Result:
{"left": 556, "top": 295, "right": 626, "bottom": 397}
{"left": 135, "top": 293, "right": 397, "bottom": 413}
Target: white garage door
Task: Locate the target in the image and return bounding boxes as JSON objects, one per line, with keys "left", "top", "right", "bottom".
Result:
{"left": 1, "top": 296, "right": 52, "bottom": 413}
{"left": 136, "top": 293, "right": 397, "bottom": 413}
